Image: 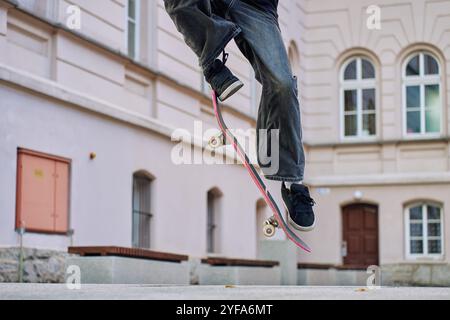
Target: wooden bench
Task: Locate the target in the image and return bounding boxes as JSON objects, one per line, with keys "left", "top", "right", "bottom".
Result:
{"left": 68, "top": 246, "right": 188, "bottom": 263}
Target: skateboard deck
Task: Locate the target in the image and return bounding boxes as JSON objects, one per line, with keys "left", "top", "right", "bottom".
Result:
{"left": 210, "top": 91, "right": 311, "bottom": 253}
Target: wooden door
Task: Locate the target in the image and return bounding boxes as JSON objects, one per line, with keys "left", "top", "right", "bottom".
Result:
{"left": 342, "top": 204, "right": 379, "bottom": 267}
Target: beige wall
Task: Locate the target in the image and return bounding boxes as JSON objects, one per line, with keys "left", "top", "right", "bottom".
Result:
{"left": 0, "top": 0, "right": 270, "bottom": 258}
{"left": 295, "top": 0, "right": 450, "bottom": 265}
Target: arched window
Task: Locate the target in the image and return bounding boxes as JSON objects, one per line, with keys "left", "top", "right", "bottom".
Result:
{"left": 341, "top": 57, "right": 377, "bottom": 138}
{"left": 132, "top": 171, "right": 153, "bottom": 248}
{"left": 405, "top": 202, "right": 443, "bottom": 258}
{"left": 403, "top": 52, "right": 441, "bottom": 136}
{"left": 207, "top": 188, "right": 222, "bottom": 254}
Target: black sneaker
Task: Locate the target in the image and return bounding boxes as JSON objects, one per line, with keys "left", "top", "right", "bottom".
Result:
{"left": 281, "top": 183, "right": 316, "bottom": 232}
{"left": 204, "top": 55, "right": 243, "bottom": 102}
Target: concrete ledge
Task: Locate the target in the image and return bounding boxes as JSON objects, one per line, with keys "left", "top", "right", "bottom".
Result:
{"left": 258, "top": 240, "right": 297, "bottom": 285}
{"left": 66, "top": 247, "right": 190, "bottom": 284}
{"left": 66, "top": 256, "right": 190, "bottom": 285}
{"left": 198, "top": 257, "right": 281, "bottom": 285}
{"left": 297, "top": 264, "right": 368, "bottom": 286}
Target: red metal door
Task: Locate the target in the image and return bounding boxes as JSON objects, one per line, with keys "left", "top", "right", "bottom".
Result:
{"left": 16, "top": 149, "right": 70, "bottom": 233}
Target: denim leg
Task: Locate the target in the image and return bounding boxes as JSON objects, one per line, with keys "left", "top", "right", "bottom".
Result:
{"left": 163, "top": 0, "right": 241, "bottom": 69}
{"left": 228, "top": 1, "right": 305, "bottom": 181}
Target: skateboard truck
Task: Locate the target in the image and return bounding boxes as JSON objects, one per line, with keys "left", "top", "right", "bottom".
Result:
{"left": 208, "top": 132, "right": 227, "bottom": 149}
{"left": 263, "top": 216, "right": 279, "bottom": 238}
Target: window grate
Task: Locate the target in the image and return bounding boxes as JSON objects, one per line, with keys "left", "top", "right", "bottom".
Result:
{"left": 132, "top": 174, "right": 152, "bottom": 249}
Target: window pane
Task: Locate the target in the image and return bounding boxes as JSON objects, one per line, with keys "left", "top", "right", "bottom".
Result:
{"left": 428, "top": 223, "right": 441, "bottom": 237}
{"left": 410, "top": 240, "right": 423, "bottom": 254}
{"left": 344, "top": 115, "right": 357, "bottom": 136}
{"left": 344, "top": 60, "right": 357, "bottom": 80}
{"left": 406, "top": 86, "right": 420, "bottom": 109}
{"left": 407, "top": 111, "right": 420, "bottom": 134}
{"left": 362, "top": 59, "right": 375, "bottom": 79}
{"left": 128, "top": 21, "right": 136, "bottom": 58}
{"left": 406, "top": 55, "right": 420, "bottom": 76}
{"left": 362, "top": 114, "right": 376, "bottom": 136}
{"left": 344, "top": 90, "right": 357, "bottom": 111}
{"left": 425, "top": 85, "right": 440, "bottom": 109}
{"left": 424, "top": 54, "right": 439, "bottom": 75}
{"left": 428, "top": 240, "right": 441, "bottom": 254}
{"left": 363, "top": 89, "right": 375, "bottom": 110}
{"left": 410, "top": 223, "right": 423, "bottom": 237}
{"left": 422, "top": 85, "right": 439, "bottom": 133}
{"left": 409, "top": 206, "right": 422, "bottom": 220}
{"left": 128, "top": 0, "right": 136, "bottom": 19}
{"left": 427, "top": 205, "right": 440, "bottom": 220}
{"left": 425, "top": 109, "right": 440, "bottom": 133}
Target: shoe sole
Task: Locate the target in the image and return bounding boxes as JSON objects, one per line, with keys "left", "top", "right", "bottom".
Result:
{"left": 219, "top": 80, "right": 244, "bottom": 102}
{"left": 282, "top": 200, "right": 316, "bottom": 232}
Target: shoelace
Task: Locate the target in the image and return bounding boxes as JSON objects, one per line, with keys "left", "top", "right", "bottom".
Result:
{"left": 293, "top": 190, "right": 316, "bottom": 207}
{"left": 221, "top": 50, "right": 229, "bottom": 65}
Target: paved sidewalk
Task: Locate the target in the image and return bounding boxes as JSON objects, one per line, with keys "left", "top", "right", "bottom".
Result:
{"left": 0, "top": 284, "right": 449, "bottom": 300}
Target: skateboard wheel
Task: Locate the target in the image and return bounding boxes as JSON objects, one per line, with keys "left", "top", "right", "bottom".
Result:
{"left": 208, "top": 132, "right": 225, "bottom": 149}
{"left": 263, "top": 223, "right": 276, "bottom": 238}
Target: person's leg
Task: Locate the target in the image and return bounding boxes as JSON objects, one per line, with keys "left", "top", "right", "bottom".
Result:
{"left": 227, "top": 0, "right": 315, "bottom": 231}
{"left": 163, "top": 0, "right": 243, "bottom": 101}
{"left": 227, "top": 0, "right": 304, "bottom": 182}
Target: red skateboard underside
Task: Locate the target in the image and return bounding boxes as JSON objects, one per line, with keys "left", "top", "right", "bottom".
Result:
{"left": 211, "top": 92, "right": 311, "bottom": 253}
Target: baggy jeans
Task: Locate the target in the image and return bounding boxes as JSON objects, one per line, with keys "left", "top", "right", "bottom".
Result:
{"left": 164, "top": 0, "right": 305, "bottom": 181}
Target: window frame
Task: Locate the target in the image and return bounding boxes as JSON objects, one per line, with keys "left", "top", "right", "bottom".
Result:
{"left": 126, "top": 0, "right": 141, "bottom": 60}
{"left": 340, "top": 56, "right": 378, "bottom": 141}
{"left": 402, "top": 51, "right": 442, "bottom": 138}
{"left": 404, "top": 202, "right": 445, "bottom": 260}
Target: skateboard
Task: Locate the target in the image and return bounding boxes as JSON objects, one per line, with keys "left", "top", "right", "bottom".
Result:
{"left": 209, "top": 91, "right": 311, "bottom": 253}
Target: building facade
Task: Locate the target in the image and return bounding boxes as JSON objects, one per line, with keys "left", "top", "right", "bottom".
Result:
{"left": 298, "top": 0, "right": 450, "bottom": 282}
{"left": 0, "top": 0, "right": 449, "bottom": 285}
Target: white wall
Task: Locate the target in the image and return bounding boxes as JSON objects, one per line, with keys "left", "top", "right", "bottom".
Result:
{"left": 0, "top": 84, "right": 270, "bottom": 259}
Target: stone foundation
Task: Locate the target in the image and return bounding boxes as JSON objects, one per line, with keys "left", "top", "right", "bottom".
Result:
{"left": 382, "top": 263, "right": 450, "bottom": 287}
{"left": 0, "top": 248, "right": 70, "bottom": 283}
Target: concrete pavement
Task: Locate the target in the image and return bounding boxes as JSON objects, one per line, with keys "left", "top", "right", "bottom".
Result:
{"left": 0, "top": 284, "right": 449, "bottom": 300}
